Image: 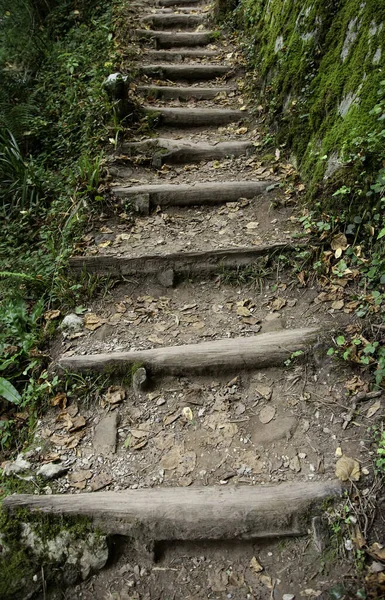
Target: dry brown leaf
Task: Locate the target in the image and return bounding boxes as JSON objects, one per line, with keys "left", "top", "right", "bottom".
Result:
{"left": 90, "top": 472, "right": 112, "bottom": 491}
{"left": 366, "top": 400, "right": 381, "bottom": 418}
{"left": 130, "top": 428, "right": 149, "bottom": 439}
{"left": 259, "top": 406, "right": 276, "bottom": 424}
{"left": 84, "top": 313, "right": 104, "bottom": 331}
{"left": 370, "top": 542, "right": 385, "bottom": 562}
{"left": 331, "top": 233, "right": 348, "bottom": 254}
{"left": 335, "top": 455, "right": 360, "bottom": 481}
{"left": 45, "top": 309, "right": 61, "bottom": 321}
{"left": 68, "top": 415, "right": 86, "bottom": 432}
{"left": 331, "top": 300, "right": 344, "bottom": 310}
{"left": 237, "top": 306, "right": 251, "bottom": 317}
{"left": 68, "top": 469, "right": 92, "bottom": 484}
{"left": 105, "top": 386, "right": 125, "bottom": 406}
{"left": 255, "top": 384, "right": 273, "bottom": 400}
{"left": 163, "top": 412, "right": 180, "bottom": 426}
{"left": 271, "top": 297, "right": 287, "bottom": 311}
{"left": 249, "top": 556, "right": 263, "bottom": 572}
{"left": 51, "top": 393, "right": 67, "bottom": 409}
{"left": 246, "top": 221, "right": 259, "bottom": 229}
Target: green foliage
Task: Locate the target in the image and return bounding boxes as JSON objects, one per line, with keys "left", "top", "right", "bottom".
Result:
{"left": 370, "top": 425, "right": 385, "bottom": 473}
{"left": 0, "top": 0, "right": 133, "bottom": 452}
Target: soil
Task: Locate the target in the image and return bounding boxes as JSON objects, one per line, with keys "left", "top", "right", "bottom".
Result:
{"left": 17, "top": 1, "right": 385, "bottom": 599}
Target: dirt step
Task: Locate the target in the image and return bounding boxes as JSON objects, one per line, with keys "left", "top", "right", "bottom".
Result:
{"left": 57, "top": 328, "right": 318, "bottom": 374}
{"left": 138, "top": 85, "right": 236, "bottom": 100}
{"left": 144, "top": 49, "right": 219, "bottom": 62}
{"left": 69, "top": 241, "right": 294, "bottom": 277}
{"left": 121, "top": 137, "right": 254, "bottom": 165}
{"left": 145, "top": 106, "right": 245, "bottom": 126}
{"left": 140, "top": 64, "right": 230, "bottom": 81}
{"left": 141, "top": 13, "right": 205, "bottom": 29}
{"left": 136, "top": 30, "right": 213, "bottom": 48}
{"left": 4, "top": 481, "right": 342, "bottom": 539}
{"left": 112, "top": 180, "right": 270, "bottom": 208}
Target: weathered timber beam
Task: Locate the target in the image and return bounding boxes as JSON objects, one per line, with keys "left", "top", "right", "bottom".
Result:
{"left": 112, "top": 180, "right": 270, "bottom": 206}
{"left": 56, "top": 328, "right": 319, "bottom": 374}
{"left": 3, "top": 482, "right": 342, "bottom": 540}
{"left": 69, "top": 243, "right": 289, "bottom": 277}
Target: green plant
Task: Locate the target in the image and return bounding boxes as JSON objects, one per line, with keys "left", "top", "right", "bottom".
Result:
{"left": 284, "top": 350, "right": 304, "bottom": 367}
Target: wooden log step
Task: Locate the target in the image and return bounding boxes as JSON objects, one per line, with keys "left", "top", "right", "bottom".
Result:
{"left": 141, "top": 13, "right": 205, "bottom": 29}
{"left": 137, "top": 85, "right": 235, "bottom": 100}
{"left": 121, "top": 138, "right": 253, "bottom": 165}
{"left": 158, "top": 0, "right": 201, "bottom": 5}
{"left": 112, "top": 180, "right": 268, "bottom": 207}
{"left": 57, "top": 328, "right": 319, "bottom": 374}
{"left": 145, "top": 49, "right": 219, "bottom": 62}
{"left": 140, "top": 64, "right": 230, "bottom": 81}
{"left": 144, "top": 106, "right": 244, "bottom": 126}
{"left": 69, "top": 242, "right": 296, "bottom": 277}
{"left": 3, "top": 481, "right": 342, "bottom": 540}
{"left": 136, "top": 30, "right": 213, "bottom": 49}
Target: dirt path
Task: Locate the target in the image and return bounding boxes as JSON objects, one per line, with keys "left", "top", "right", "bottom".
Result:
{"left": 6, "top": 2, "right": 381, "bottom": 599}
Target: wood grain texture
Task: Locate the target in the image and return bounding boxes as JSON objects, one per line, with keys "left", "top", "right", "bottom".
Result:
{"left": 141, "top": 14, "right": 205, "bottom": 29}
{"left": 3, "top": 481, "right": 342, "bottom": 540}
{"left": 112, "top": 180, "right": 269, "bottom": 206}
{"left": 69, "top": 242, "right": 290, "bottom": 276}
{"left": 136, "top": 30, "right": 212, "bottom": 49}
{"left": 122, "top": 137, "right": 253, "bottom": 165}
{"left": 140, "top": 64, "right": 230, "bottom": 81}
{"left": 145, "top": 49, "right": 219, "bottom": 62}
{"left": 145, "top": 106, "right": 244, "bottom": 125}
{"left": 57, "top": 328, "right": 319, "bottom": 374}
{"left": 138, "top": 85, "right": 235, "bottom": 100}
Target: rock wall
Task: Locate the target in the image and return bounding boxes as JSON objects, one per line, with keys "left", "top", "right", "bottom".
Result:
{"left": 235, "top": 0, "right": 385, "bottom": 189}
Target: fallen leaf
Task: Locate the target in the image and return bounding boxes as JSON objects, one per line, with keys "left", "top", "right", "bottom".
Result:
{"left": 45, "top": 309, "right": 61, "bottom": 321}
{"left": 130, "top": 429, "right": 149, "bottom": 439}
{"left": 255, "top": 384, "right": 273, "bottom": 400}
{"left": 51, "top": 393, "right": 67, "bottom": 409}
{"left": 367, "top": 400, "right": 381, "bottom": 418}
{"left": 335, "top": 455, "right": 360, "bottom": 481}
{"left": 331, "top": 300, "right": 344, "bottom": 310}
{"left": 235, "top": 126, "right": 248, "bottom": 135}
{"left": 259, "top": 406, "right": 276, "bottom": 424}
{"left": 237, "top": 305, "right": 251, "bottom": 317}
{"left": 104, "top": 386, "right": 125, "bottom": 406}
{"left": 163, "top": 412, "right": 180, "bottom": 426}
{"left": 84, "top": 313, "right": 104, "bottom": 331}
{"left": 90, "top": 472, "right": 112, "bottom": 492}
{"left": 259, "top": 574, "right": 273, "bottom": 589}
{"left": 68, "top": 469, "right": 92, "bottom": 484}
{"left": 98, "top": 240, "right": 111, "bottom": 248}
{"left": 250, "top": 556, "right": 263, "bottom": 573}
{"left": 182, "top": 407, "right": 193, "bottom": 421}
{"left": 369, "top": 542, "right": 385, "bottom": 562}
{"left": 246, "top": 221, "right": 259, "bottom": 230}
{"left": 331, "top": 233, "right": 348, "bottom": 257}
{"left": 271, "top": 297, "right": 287, "bottom": 311}
{"left": 68, "top": 415, "right": 86, "bottom": 432}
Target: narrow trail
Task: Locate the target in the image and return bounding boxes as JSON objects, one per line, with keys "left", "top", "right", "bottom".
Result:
{"left": 5, "top": 2, "right": 371, "bottom": 598}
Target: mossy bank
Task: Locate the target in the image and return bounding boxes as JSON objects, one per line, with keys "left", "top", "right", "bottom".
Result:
{"left": 232, "top": 0, "right": 385, "bottom": 196}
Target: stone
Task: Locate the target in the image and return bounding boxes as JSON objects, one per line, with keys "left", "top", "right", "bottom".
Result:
{"left": 250, "top": 416, "right": 297, "bottom": 445}
{"left": 93, "top": 413, "right": 118, "bottom": 455}
{"left": 3, "top": 454, "right": 31, "bottom": 475}
{"left": 157, "top": 268, "right": 175, "bottom": 288}
{"left": 260, "top": 312, "right": 284, "bottom": 333}
{"left": 37, "top": 463, "right": 68, "bottom": 480}
{"left": 283, "top": 595, "right": 295, "bottom": 600}
{"left": 60, "top": 313, "right": 83, "bottom": 332}
{"left": 133, "top": 367, "right": 148, "bottom": 396}
{"left": 130, "top": 193, "right": 150, "bottom": 216}
{"left": 312, "top": 516, "right": 330, "bottom": 553}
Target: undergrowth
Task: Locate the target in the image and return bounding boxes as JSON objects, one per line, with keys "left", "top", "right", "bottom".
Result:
{"left": 0, "top": 0, "right": 136, "bottom": 452}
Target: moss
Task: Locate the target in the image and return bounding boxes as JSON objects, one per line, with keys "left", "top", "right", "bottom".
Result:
{"left": 233, "top": 0, "right": 385, "bottom": 197}
{"left": 0, "top": 507, "right": 98, "bottom": 599}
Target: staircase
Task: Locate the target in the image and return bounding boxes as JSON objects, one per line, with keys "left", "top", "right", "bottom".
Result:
{"left": 5, "top": 1, "right": 347, "bottom": 598}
